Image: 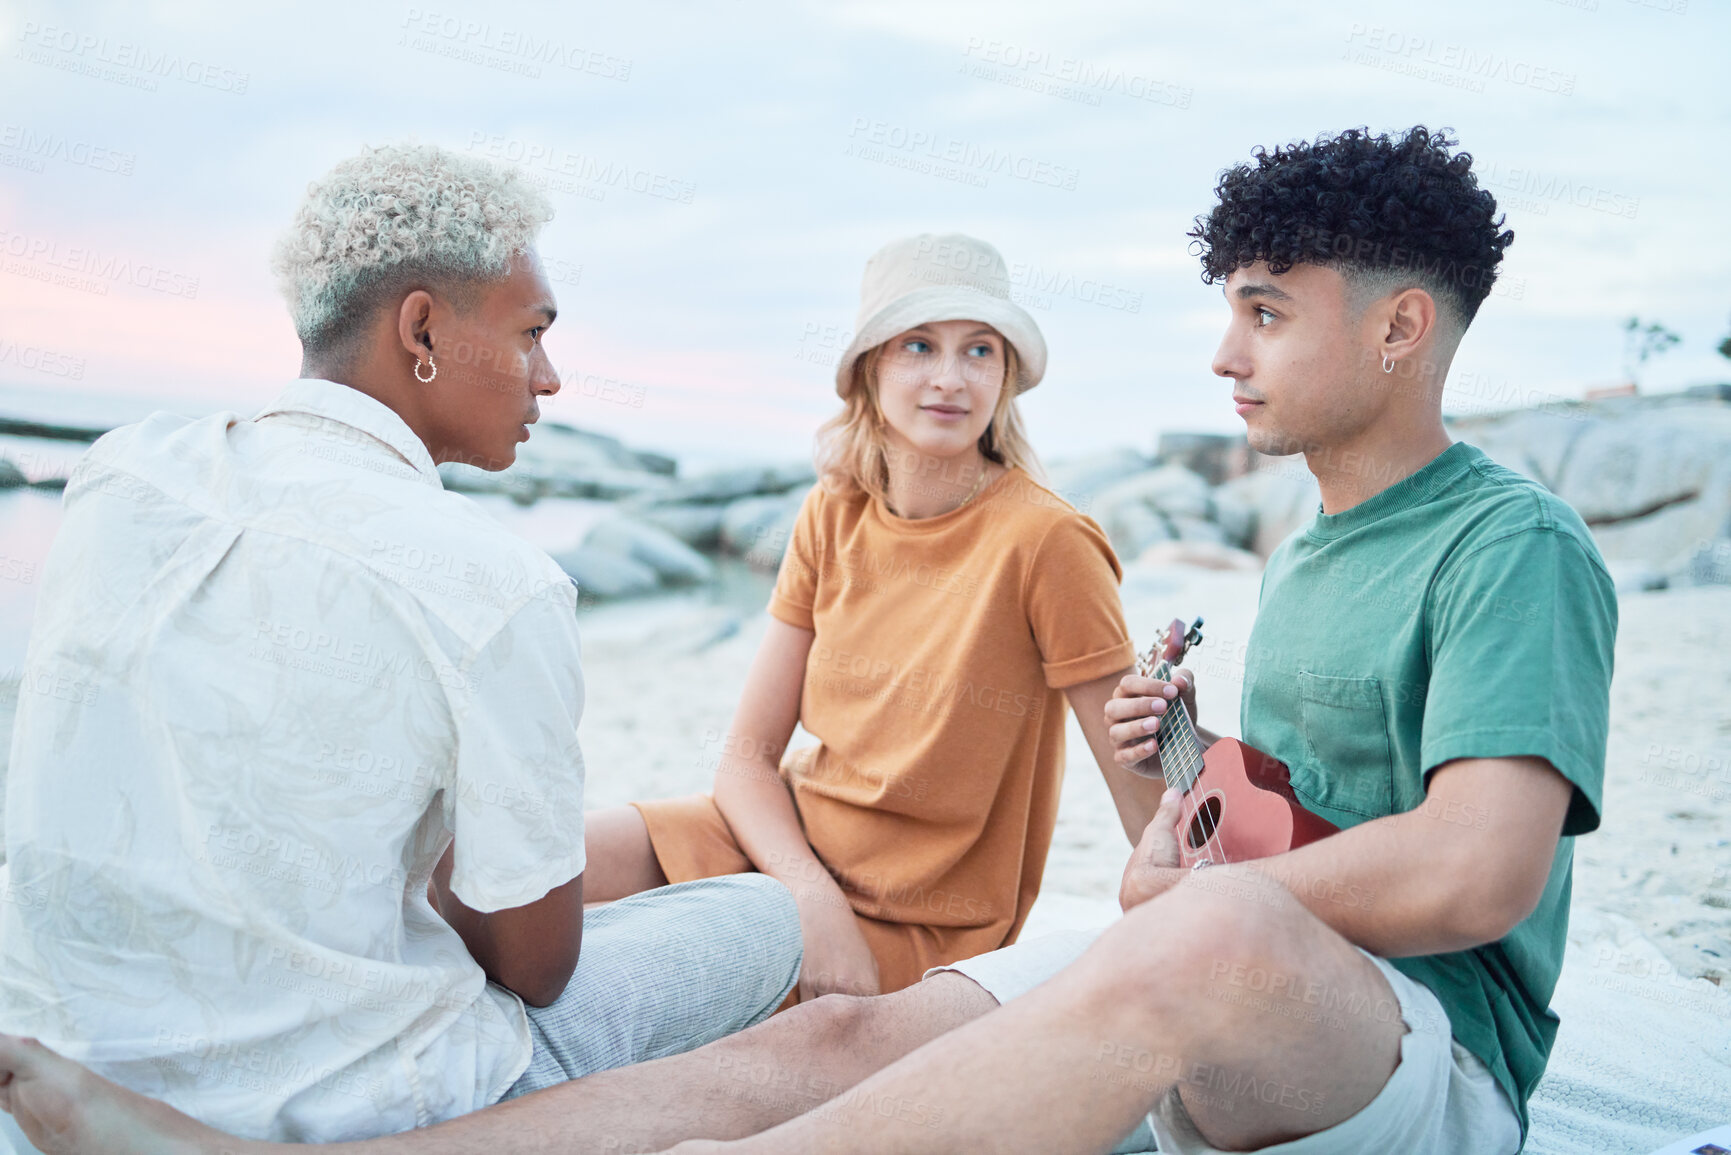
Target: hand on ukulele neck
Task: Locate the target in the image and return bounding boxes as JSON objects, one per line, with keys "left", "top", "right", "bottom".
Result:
{"left": 1115, "top": 617, "right": 1203, "bottom": 781}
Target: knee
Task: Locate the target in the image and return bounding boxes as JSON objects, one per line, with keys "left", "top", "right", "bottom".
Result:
{"left": 704, "top": 873, "right": 803, "bottom": 959}
{"left": 784, "top": 991, "right": 875, "bottom": 1057}
{"left": 1106, "top": 866, "right": 1296, "bottom": 999}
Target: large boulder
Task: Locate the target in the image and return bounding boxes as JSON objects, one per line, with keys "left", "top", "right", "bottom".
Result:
{"left": 637, "top": 503, "right": 729, "bottom": 549}
{"left": 584, "top": 517, "right": 715, "bottom": 585}
{"left": 1102, "top": 502, "right": 1174, "bottom": 560}
{"left": 0, "top": 458, "right": 25, "bottom": 489}
{"left": 1155, "top": 432, "right": 1251, "bottom": 485}
{"left": 1044, "top": 448, "right": 1153, "bottom": 515}
{"left": 1448, "top": 407, "right": 1592, "bottom": 489}
{"left": 547, "top": 546, "right": 660, "bottom": 600}
{"left": 1457, "top": 400, "right": 1731, "bottom": 572}
{"left": 1216, "top": 466, "right": 1321, "bottom": 558}
{"left": 1094, "top": 464, "right": 1212, "bottom": 522}
{"left": 440, "top": 423, "right": 676, "bottom": 503}
{"left": 1208, "top": 484, "right": 1257, "bottom": 550}
{"left": 648, "top": 463, "right": 815, "bottom": 506}
{"left": 720, "top": 491, "right": 805, "bottom": 567}
{"left": 1680, "top": 540, "right": 1731, "bottom": 587}
{"left": 1165, "top": 514, "right": 1229, "bottom": 546}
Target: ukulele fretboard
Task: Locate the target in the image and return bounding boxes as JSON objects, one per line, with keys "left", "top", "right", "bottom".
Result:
{"left": 1146, "top": 656, "right": 1205, "bottom": 793}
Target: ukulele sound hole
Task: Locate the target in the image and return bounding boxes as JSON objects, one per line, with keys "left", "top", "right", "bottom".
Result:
{"left": 1185, "top": 796, "right": 1223, "bottom": 851}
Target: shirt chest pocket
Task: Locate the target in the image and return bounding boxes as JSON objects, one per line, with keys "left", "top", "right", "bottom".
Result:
{"left": 1296, "top": 671, "right": 1394, "bottom": 818}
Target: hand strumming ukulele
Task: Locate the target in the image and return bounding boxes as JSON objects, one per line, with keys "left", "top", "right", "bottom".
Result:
{"left": 1133, "top": 617, "right": 1339, "bottom": 868}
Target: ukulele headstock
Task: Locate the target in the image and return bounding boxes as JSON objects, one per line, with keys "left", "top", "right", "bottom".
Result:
{"left": 1136, "top": 616, "right": 1205, "bottom": 678}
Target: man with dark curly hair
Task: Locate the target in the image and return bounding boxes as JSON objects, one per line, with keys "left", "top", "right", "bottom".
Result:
{"left": 0, "top": 128, "right": 1615, "bottom": 1155}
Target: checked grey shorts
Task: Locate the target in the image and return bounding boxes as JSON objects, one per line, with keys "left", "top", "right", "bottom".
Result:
{"left": 500, "top": 874, "right": 803, "bottom": 1099}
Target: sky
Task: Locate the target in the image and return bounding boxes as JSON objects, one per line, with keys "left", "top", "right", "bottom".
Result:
{"left": 1, "top": 0, "right": 1726, "bottom": 468}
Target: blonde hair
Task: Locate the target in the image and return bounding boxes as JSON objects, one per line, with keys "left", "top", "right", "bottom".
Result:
{"left": 815, "top": 336, "right": 1045, "bottom": 505}
{"left": 273, "top": 142, "right": 553, "bottom": 355}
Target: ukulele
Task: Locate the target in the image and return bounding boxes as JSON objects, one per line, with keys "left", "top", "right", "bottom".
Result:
{"left": 1133, "top": 617, "right": 1339, "bottom": 868}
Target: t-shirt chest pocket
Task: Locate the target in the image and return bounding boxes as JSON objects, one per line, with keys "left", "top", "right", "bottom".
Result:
{"left": 1296, "top": 671, "right": 1395, "bottom": 818}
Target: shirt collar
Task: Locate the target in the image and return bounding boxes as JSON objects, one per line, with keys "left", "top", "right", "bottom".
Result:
{"left": 253, "top": 379, "right": 443, "bottom": 487}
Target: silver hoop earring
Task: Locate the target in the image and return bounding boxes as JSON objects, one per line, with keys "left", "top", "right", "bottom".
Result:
{"left": 1381, "top": 354, "right": 1395, "bottom": 374}
{"left": 414, "top": 356, "right": 438, "bottom": 384}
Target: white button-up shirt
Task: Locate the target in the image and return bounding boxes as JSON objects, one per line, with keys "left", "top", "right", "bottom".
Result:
{"left": 0, "top": 379, "right": 587, "bottom": 1141}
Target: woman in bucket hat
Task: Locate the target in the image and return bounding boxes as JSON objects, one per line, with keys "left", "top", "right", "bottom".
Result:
{"left": 586, "top": 233, "right": 1157, "bottom": 1003}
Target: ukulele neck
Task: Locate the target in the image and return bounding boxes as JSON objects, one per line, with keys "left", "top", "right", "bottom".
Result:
{"left": 1149, "top": 657, "right": 1205, "bottom": 793}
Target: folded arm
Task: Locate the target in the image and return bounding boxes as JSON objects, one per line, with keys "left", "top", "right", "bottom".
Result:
{"left": 429, "top": 846, "right": 584, "bottom": 1007}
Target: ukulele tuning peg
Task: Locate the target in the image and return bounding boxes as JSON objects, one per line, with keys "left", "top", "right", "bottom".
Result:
{"left": 1187, "top": 617, "right": 1205, "bottom": 648}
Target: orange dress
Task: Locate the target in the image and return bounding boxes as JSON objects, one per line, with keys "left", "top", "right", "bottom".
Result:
{"left": 633, "top": 467, "right": 1134, "bottom": 996}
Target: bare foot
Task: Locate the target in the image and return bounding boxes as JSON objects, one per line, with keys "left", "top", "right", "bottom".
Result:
{"left": 0, "top": 1034, "right": 249, "bottom": 1155}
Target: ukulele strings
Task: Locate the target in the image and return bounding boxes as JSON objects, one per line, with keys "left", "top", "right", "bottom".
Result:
{"left": 1141, "top": 633, "right": 1226, "bottom": 866}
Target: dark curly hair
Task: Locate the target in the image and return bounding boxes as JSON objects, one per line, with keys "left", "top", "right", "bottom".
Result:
{"left": 1188, "top": 126, "right": 1514, "bottom": 326}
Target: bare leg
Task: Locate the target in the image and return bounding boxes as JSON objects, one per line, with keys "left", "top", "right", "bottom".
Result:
{"left": 0, "top": 973, "right": 998, "bottom": 1155}
{"left": 582, "top": 805, "right": 669, "bottom": 902}
{"left": 687, "top": 864, "right": 1409, "bottom": 1154}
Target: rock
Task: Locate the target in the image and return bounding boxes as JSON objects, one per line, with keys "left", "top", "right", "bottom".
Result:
{"left": 1546, "top": 408, "right": 1731, "bottom": 525}
{"left": 1133, "top": 540, "right": 1265, "bottom": 571}
{"left": 1604, "top": 560, "right": 1668, "bottom": 595}
{"left": 1094, "top": 464, "right": 1212, "bottom": 522}
{"left": 637, "top": 503, "right": 729, "bottom": 549}
{"left": 547, "top": 547, "right": 660, "bottom": 600}
{"left": 1676, "top": 541, "right": 1731, "bottom": 587}
{"left": 1447, "top": 401, "right": 1731, "bottom": 574}
{"left": 439, "top": 422, "right": 678, "bottom": 502}
{"left": 1165, "top": 514, "right": 1229, "bottom": 546}
{"left": 1448, "top": 408, "right": 1591, "bottom": 489}
{"left": 1216, "top": 466, "right": 1321, "bottom": 558}
{"left": 1101, "top": 502, "right": 1174, "bottom": 560}
{"left": 534, "top": 422, "right": 676, "bottom": 476}
{"left": 1453, "top": 401, "right": 1731, "bottom": 571}
{"left": 649, "top": 463, "right": 815, "bottom": 506}
{"left": 0, "top": 458, "right": 25, "bottom": 489}
{"left": 1208, "top": 485, "right": 1256, "bottom": 550}
{"left": 584, "top": 517, "right": 715, "bottom": 585}
{"left": 1043, "top": 449, "right": 1151, "bottom": 514}
{"left": 720, "top": 491, "right": 805, "bottom": 566}
{"left": 1155, "top": 433, "right": 1250, "bottom": 485}
{"left": 439, "top": 459, "right": 673, "bottom": 503}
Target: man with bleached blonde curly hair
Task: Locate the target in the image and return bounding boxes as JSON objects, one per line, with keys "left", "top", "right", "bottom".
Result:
{"left": 0, "top": 142, "right": 801, "bottom": 1145}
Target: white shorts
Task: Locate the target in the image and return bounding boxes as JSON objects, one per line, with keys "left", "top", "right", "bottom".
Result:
{"left": 926, "top": 927, "right": 1523, "bottom": 1155}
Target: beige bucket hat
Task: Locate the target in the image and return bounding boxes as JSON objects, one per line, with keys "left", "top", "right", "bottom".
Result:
{"left": 833, "top": 233, "right": 1048, "bottom": 399}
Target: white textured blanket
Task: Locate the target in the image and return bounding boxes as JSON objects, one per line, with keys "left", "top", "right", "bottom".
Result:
{"left": 1527, "top": 908, "right": 1731, "bottom": 1154}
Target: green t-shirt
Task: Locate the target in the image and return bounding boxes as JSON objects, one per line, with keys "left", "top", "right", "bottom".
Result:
{"left": 1241, "top": 441, "right": 1617, "bottom": 1141}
